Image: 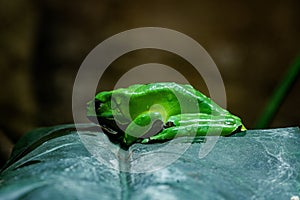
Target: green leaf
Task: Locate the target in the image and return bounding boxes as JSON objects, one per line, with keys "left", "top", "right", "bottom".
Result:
{"left": 0, "top": 125, "right": 299, "bottom": 199}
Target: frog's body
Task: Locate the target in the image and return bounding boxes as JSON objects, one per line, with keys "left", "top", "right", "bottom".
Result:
{"left": 87, "top": 82, "right": 246, "bottom": 147}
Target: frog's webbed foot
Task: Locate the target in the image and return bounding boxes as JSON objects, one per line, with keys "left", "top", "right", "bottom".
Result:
{"left": 122, "top": 112, "right": 164, "bottom": 147}
{"left": 141, "top": 126, "right": 192, "bottom": 144}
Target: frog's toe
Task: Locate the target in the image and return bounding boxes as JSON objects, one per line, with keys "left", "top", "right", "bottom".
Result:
{"left": 141, "top": 137, "right": 160, "bottom": 144}
{"left": 141, "top": 138, "right": 150, "bottom": 144}
{"left": 140, "top": 136, "right": 162, "bottom": 144}
{"left": 241, "top": 125, "right": 247, "bottom": 131}
{"left": 141, "top": 131, "right": 174, "bottom": 144}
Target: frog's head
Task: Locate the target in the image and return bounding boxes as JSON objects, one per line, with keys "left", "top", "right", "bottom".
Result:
{"left": 87, "top": 90, "right": 131, "bottom": 136}
{"left": 87, "top": 91, "right": 118, "bottom": 136}
{"left": 87, "top": 91, "right": 113, "bottom": 119}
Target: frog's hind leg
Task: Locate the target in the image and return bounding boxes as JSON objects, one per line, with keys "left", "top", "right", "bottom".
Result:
{"left": 122, "top": 112, "right": 164, "bottom": 147}
{"left": 141, "top": 124, "right": 210, "bottom": 144}
{"left": 141, "top": 113, "right": 246, "bottom": 144}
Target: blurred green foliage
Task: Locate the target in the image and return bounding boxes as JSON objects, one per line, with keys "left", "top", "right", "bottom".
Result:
{"left": 0, "top": 0, "right": 299, "bottom": 166}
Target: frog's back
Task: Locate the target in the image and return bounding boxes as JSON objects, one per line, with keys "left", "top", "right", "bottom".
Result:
{"left": 113, "top": 82, "right": 228, "bottom": 116}
{"left": 118, "top": 82, "right": 195, "bottom": 96}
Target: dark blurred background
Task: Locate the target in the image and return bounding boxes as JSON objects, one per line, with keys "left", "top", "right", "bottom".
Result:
{"left": 0, "top": 0, "right": 299, "bottom": 167}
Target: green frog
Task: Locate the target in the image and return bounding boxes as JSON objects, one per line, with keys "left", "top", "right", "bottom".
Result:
{"left": 87, "top": 82, "right": 246, "bottom": 147}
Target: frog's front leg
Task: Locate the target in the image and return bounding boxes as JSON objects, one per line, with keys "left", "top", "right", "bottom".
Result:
{"left": 141, "top": 113, "right": 246, "bottom": 144}
{"left": 123, "top": 112, "right": 164, "bottom": 146}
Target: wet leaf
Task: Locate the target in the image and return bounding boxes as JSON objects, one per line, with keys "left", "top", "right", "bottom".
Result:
{"left": 0, "top": 125, "right": 299, "bottom": 199}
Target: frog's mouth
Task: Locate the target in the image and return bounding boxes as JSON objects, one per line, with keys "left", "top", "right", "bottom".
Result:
{"left": 87, "top": 99, "right": 128, "bottom": 142}
{"left": 88, "top": 113, "right": 127, "bottom": 143}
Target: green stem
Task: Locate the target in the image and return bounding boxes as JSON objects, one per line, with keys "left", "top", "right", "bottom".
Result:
{"left": 255, "top": 55, "right": 300, "bottom": 129}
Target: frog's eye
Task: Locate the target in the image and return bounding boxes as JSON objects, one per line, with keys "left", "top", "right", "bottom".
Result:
{"left": 164, "top": 121, "right": 175, "bottom": 128}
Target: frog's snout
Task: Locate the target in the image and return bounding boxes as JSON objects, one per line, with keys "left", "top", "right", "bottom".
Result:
{"left": 87, "top": 99, "right": 103, "bottom": 118}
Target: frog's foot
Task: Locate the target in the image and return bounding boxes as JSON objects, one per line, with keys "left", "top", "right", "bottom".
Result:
{"left": 122, "top": 112, "right": 164, "bottom": 147}
{"left": 141, "top": 128, "right": 175, "bottom": 144}
{"left": 141, "top": 126, "right": 193, "bottom": 144}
